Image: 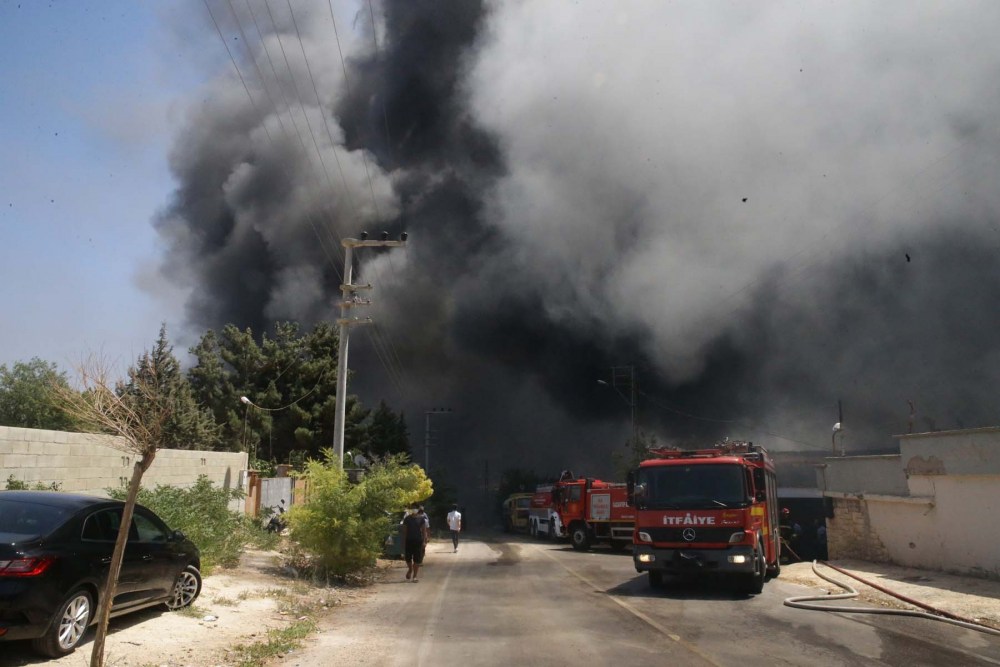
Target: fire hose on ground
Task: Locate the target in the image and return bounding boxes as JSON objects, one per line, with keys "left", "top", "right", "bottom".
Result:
{"left": 783, "top": 559, "right": 1000, "bottom": 638}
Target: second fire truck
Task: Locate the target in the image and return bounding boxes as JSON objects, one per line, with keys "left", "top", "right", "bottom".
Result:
{"left": 629, "top": 441, "right": 780, "bottom": 593}
{"left": 550, "top": 478, "right": 635, "bottom": 550}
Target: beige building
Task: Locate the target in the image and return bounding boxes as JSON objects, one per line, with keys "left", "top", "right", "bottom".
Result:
{"left": 817, "top": 426, "right": 1000, "bottom": 580}
{"left": 0, "top": 426, "right": 247, "bottom": 498}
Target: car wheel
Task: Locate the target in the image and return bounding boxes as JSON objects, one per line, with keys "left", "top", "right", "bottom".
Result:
{"left": 32, "top": 589, "right": 93, "bottom": 658}
{"left": 165, "top": 565, "right": 202, "bottom": 610}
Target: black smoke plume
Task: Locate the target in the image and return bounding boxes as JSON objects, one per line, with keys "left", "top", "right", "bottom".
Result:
{"left": 154, "top": 1, "right": 1000, "bottom": 491}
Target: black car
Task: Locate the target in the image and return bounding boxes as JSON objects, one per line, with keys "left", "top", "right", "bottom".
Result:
{"left": 0, "top": 491, "right": 202, "bottom": 657}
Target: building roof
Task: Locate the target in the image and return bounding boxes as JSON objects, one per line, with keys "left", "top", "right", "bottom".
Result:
{"left": 893, "top": 426, "right": 1000, "bottom": 439}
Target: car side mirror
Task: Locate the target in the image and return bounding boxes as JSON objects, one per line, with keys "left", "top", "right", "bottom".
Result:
{"left": 551, "top": 488, "right": 561, "bottom": 504}
{"left": 626, "top": 472, "right": 635, "bottom": 507}
{"left": 755, "top": 490, "right": 766, "bottom": 502}
{"left": 173, "top": 530, "right": 186, "bottom": 541}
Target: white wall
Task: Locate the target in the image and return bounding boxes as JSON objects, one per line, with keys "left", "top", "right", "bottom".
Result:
{"left": 818, "top": 455, "right": 909, "bottom": 496}
{"left": 866, "top": 475, "right": 1000, "bottom": 579}
{"left": 0, "top": 426, "right": 247, "bottom": 498}
{"left": 823, "top": 428, "right": 1000, "bottom": 579}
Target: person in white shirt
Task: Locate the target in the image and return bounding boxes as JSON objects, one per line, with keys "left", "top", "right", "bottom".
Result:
{"left": 446, "top": 504, "right": 462, "bottom": 552}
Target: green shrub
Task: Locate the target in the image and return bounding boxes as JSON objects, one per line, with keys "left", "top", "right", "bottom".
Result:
{"left": 5, "top": 475, "right": 61, "bottom": 491}
{"left": 287, "top": 451, "right": 431, "bottom": 577}
{"left": 109, "top": 476, "right": 276, "bottom": 570}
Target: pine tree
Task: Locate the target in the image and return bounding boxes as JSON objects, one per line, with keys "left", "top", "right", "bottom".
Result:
{"left": 367, "top": 400, "right": 411, "bottom": 458}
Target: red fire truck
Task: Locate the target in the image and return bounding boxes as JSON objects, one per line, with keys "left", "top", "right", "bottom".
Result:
{"left": 550, "top": 478, "right": 635, "bottom": 551}
{"left": 628, "top": 441, "right": 780, "bottom": 593}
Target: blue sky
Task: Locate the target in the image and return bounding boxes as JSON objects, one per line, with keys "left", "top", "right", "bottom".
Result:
{"left": 0, "top": 1, "right": 206, "bottom": 370}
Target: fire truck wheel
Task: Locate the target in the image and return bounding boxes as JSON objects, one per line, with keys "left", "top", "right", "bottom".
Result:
{"left": 767, "top": 555, "right": 781, "bottom": 579}
{"left": 740, "top": 541, "right": 766, "bottom": 594}
{"left": 648, "top": 571, "right": 665, "bottom": 588}
{"left": 570, "top": 525, "right": 592, "bottom": 551}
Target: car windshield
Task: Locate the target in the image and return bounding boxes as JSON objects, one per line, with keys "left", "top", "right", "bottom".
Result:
{"left": 0, "top": 499, "right": 70, "bottom": 539}
{"left": 638, "top": 465, "right": 747, "bottom": 509}
{"left": 516, "top": 498, "right": 530, "bottom": 508}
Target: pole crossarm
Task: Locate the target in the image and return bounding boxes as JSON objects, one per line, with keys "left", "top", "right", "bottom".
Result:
{"left": 343, "top": 238, "right": 408, "bottom": 248}
{"left": 340, "top": 283, "right": 373, "bottom": 291}
{"left": 337, "top": 317, "right": 374, "bottom": 326}
{"left": 339, "top": 298, "right": 373, "bottom": 308}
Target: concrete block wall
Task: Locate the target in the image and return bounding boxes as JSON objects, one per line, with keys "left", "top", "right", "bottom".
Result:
{"left": 0, "top": 426, "right": 247, "bottom": 497}
{"left": 826, "top": 497, "right": 891, "bottom": 562}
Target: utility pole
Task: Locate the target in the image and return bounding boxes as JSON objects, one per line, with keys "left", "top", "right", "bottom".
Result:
{"left": 333, "top": 231, "right": 407, "bottom": 468}
{"left": 599, "top": 365, "right": 637, "bottom": 447}
{"left": 423, "top": 407, "right": 452, "bottom": 471}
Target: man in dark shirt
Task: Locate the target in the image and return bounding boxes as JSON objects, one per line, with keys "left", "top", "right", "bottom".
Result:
{"left": 402, "top": 508, "right": 428, "bottom": 582}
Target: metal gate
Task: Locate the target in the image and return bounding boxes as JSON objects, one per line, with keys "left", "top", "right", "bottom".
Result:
{"left": 260, "top": 477, "right": 293, "bottom": 515}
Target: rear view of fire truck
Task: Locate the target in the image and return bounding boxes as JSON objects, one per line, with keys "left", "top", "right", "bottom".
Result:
{"left": 628, "top": 442, "right": 780, "bottom": 594}
{"left": 528, "top": 486, "right": 563, "bottom": 539}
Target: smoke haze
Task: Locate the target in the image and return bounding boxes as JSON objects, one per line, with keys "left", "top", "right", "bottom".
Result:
{"left": 153, "top": 0, "right": 1000, "bottom": 484}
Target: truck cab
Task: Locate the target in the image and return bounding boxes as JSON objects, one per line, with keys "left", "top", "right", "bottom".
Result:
{"left": 629, "top": 442, "right": 780, "bottom": 593}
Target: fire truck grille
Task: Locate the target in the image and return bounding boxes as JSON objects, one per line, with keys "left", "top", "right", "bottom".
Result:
{"left": 646, "top": 527, "right": 737, "bottom": 544}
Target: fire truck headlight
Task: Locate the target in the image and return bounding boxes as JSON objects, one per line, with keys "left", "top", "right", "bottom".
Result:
{"left": 728, "top": 531, "right": 746, "bottom": 544}
{"left": 728, "top": 555, "right": 747, "bottom": 564}
{"left": 638, "top": 532, "right": 652, "bottom": 543}
{"left": 638, "top": 553, "right": 655, "bottom": 563}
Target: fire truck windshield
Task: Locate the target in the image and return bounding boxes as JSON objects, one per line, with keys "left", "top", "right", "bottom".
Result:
{"left": 637, "top": 464, "right": 747, "bottom": 509}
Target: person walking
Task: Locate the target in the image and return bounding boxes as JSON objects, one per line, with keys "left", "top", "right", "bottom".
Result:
{"left": 447, "top": 504, "right": 462, "bottom": 552}
{"left": 402, "top": 506, "right": 428, "bottom": 582}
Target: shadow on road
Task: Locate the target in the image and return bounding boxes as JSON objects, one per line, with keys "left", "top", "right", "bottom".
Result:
{"left": 605, "top": 573, "right": 756, "bottom": 601}
{"left": 2, "top": 606, "right": 170, "bottom": 667}
{"left": 546, "top": 546, "right": 633, "bottom": 557}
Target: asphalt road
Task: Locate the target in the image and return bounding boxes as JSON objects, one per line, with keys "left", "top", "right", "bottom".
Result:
{"left": 301, "top": 536, "right": 1000, "bottom": 667}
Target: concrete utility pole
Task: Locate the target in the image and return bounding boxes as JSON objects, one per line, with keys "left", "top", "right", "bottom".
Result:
{"left": 333, "top": 232, "right": 407, "bottom": 468}
{"left": 423, "top": 407, "right": 453, "bottom": 471}
{"left": 598, "top": 365, "right": 637, "bottom": 447}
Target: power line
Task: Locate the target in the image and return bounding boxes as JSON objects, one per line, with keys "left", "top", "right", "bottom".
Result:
{"left": 282, "top": 0, "right": 362, "bottom": 221}
{"left": 202, "top": 0, "right": 343, "bottom": 283}
{"left": 345, "top": 5, "right": 412, "bottom": 383}
{"left": 274, "top": 0, "right": 408, "bottom": 392}
{"left": 327, "top": 0, "right": 383, "bottom": 224}
{"left": 232, "top": 0, "right": 348, "bottom": 267}
{"left": 241, "top": 369, "right": 328, "bottom": 412}
{"left": 242, "top": 1, "right": 342, "bottom": 242}
{"left": 638, "top": 391, "right": 821, "bottom": 450}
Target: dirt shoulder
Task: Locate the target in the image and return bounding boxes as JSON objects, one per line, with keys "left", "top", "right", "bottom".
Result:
{"left": 782, "top": 559, "right": 1000, "bottom": 630}
{"left": 2, "top": 550, "right": 376, "bottom": 667}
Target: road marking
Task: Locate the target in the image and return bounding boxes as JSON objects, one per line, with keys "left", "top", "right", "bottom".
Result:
{"left": 416, "top": 545, "right": 461, "bottom": 667}
{"left": 533, "top": 546, "right": 723, "bottom": 667}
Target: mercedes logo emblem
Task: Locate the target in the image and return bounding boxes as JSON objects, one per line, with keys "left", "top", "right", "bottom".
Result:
{"left": 682, "top": 528, "right": 696, "bottom": 541}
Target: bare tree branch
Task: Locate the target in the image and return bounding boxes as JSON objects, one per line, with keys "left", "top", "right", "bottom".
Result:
{"left": 49, "top": 353, "right": 170, "bottom": 667}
